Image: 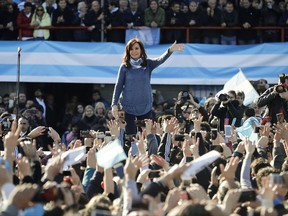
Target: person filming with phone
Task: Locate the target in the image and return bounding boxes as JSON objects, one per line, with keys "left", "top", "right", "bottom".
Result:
{"left": 257, "top": 73, "right": 288, "bottom": 125}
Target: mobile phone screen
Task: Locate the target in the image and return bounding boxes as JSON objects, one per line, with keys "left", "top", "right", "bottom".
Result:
{"left": 131, "top": 141, "right": 138, "bottom": 156}
{"left": 148, "top": 170, "right": 161, "bottom": 179}
{"left": 113, "top": 163, "right": 124, "bottom": 179}
{"left": 238, "top": 190, "right": 256, "bottom": 202}
{"left": 80, "top": 130, "right": 92, "bottom": 138}
{"left": 62, "top": 170, "right": 72, "bottom": 176}
{"left": 211, "top": 129, "right": 218, "bottom": 140}
{"left": 224, "top": 125, "right": 232, "bottom": 137}
{"left": 270, "top": 173, "right": 284, "bottom": 186}
{"left": 231, "top": 118, "right": 236, "bottom": 126}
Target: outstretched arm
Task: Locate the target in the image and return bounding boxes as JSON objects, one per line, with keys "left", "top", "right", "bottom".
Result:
{"left": 150, "top": 41, "right": 185, "bottom": 70}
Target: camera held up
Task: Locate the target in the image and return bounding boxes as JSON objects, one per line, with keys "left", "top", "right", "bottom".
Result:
{"left": 218, "top": 93, "right": 229, "bottom": 102}
{"left": 0, "top": 114, "right": 16, "bottom": 133}
{"left": 275, "top": 73, "right": 288, "bottom": 93}
{"left": 180, "top": 90, "right": 190, "bottom": 103}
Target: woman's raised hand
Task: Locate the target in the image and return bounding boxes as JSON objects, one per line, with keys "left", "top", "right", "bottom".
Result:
{"left": 169, "top": 41, "right": 185, "bottom": 52}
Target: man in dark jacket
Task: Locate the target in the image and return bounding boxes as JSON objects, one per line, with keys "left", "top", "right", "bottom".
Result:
{"left": 105, "top": 0, "right": 125, "bottom": 43}
{"left": 238, "top": 0, "right": 260, "bottom": 44}
{"left": 211, "top": 90, "right": 243, "bottom": 131}
{"left": 257, "top": 74, "right": 288, "bottom": 125}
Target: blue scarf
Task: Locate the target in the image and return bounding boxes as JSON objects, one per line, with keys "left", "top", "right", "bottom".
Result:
{"left": 130, "top": 58, "right": 143, "bottom": 69}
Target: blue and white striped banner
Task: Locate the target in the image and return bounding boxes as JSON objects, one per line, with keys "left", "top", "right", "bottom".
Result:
{"left": 0, "top": 41, "right": 287, "bottom": 85}
{"left": 125, "top": 27, "right": 160, "bottom": 46}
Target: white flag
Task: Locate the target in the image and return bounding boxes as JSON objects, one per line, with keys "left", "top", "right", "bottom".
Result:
{"left": 219, "top": 69, "right": 259, "bottom": 106}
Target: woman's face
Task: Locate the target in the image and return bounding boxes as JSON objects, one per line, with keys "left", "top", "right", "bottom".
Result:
{"left": 85, "top": 107, "right": 94, "bottom": 117}
{"left": 107, "top": 110, "right": 113, "bottom": 119}
{"left": 130, "top": 43, "right": 141, "bottom": 60}
{"left": 96, "top": 107, "right": 104, "bottom": 114}
{"left": 77, "top": 105, "right": 84, "bottom": 113}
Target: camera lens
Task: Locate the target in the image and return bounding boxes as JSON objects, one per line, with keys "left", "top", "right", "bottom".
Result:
{"left": 276, "top": 85, "right": 285, "bottom": 93}
{"left": 218, "top": 94, "right": 228, "bottom": 102}
{"left": 181, "top": 91, "right": 189, "bottom": 98}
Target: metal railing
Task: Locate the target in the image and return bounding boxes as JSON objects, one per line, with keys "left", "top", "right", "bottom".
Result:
{"left": 17, "top": 26, "right": 288, "bottom": 42}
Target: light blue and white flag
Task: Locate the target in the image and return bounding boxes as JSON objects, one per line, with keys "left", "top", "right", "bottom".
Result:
{"left": 96, "top": 139, "right": 127, "bottom": 169}
{"left": 0, "top": 41, "right": 287, "bottom": 84}
{"left": 217, "top": 69, "right": 260, "bottom": 105}
{"left": 125, "top": 27, "right": 160, "bottom": 46}
{"left": 235, "top": 116, "right": 261, "bottom": 142}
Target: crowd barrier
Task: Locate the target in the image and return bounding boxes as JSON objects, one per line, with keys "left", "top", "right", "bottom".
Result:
{"left": 17, "top": 26, "right": 288, "bottom": 42}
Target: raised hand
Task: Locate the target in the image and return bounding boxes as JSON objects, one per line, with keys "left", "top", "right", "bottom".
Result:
{"left": 169, "top": 41, "right": 185, "bottom": 52}
{"left": 70, "top": 168, "right": 82, "bottom": 188}
{"left": 124, "top": 155, "right": 139, "bottom": 180}
{"left": 163, "top": 117, "right": 178, "bottom": 133}
{"left": 4, "top": 120, "right": 21, "bottom": 167}
{"left": 136, "top": 131, "right": 146, "bottom": 155}
{"left": 17, "top": 156, "right": 32, "bottom": 180}
{"left": 59, "top": 185, "right": 76, "bottom": 207}
{"left": 244, "top": 137, "right": 255, "bottom": 156}
{"left": 136, "top": 169, "right": 151, "bottom": 184}
{"left": 234, "top": 141, "right": 245, "bottom": 154}
{"left": 220, "top": 143, "right": 232, "bottom": 159}
{"left": 42, "top": 155, "right": 63, "bottom": 181}
{"left": 192, "top": 115, "right": 203, "bottom": 133}
{"left": 260, "top": 125, "right": 270, "bottom": 138}
{"left": 150, "top": 154, "right": 170, "bottom": 171}
{"left": 211, "top": 166, "right": 219, "bottom": 187}
{"left": 274, "top": 122, "right": 288, "bottom": 142}
{"left": 4, "top": 119, "right": 21, "bottom": 151}
{"left": 186, "top": 183, "right": 209, "bottom": 201}
{"left": 0, "top": 162, "right": 12, "bottom": 189}
{"left": 111, "top": 105, "right": 118, "bottom": 119}
{"left": 227, "top": 126, "right": 237, "bottom": 143}
{"left": 19, "top": 138, "right": 38, "bottom": 161}
{"left": 182, "top": 139, "right": 192, "bottom": 157}
{"left": 222, "top": 189, "right": 242, "bottom": 214}
{"left": 107, "top": 119, "right": 120, "bottom": 138}
{"left": 8, "top": 184, "right": 39, "bottom": 210}
{"left": 220, "top": 157, "right": 239, "bottom": 182}
{"left": 163, "top": 188, "right": 181, "bottom": 213}
{"left": 256, "top": 136, "right": 269, "bottom": 149}
{"left": 190, "top": 137, "right": 200, "bottom": 159}
{"left": 27, "top": 126, "right": 46, "bottom": 139}
{"left": 48, "top": 127, "right": 61, "bottom": 143}
{"left": 86, "top": 148, "right": 97, "bottom": 169}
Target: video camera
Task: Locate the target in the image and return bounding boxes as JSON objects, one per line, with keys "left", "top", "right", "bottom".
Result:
{"left": 179, "top": 90, "right": 190, "bottom": 103}
{"left": 218, "top": 93, "right": 229, "bottom": 102}
{"left": 275, "top": 73, "right": 288, "bottom": 93}
{"left": 0, "top": 114, "right": 16, "bottom": 132}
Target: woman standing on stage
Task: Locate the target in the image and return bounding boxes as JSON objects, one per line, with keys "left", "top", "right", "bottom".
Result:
{"left": 111, "top": 38, "right": 184, "bottom": 135}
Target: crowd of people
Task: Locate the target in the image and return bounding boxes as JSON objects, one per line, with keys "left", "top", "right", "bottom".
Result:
{"left": 0, "top": 2, "right": 288, "bottom": 213}
{"left": 1, "top": 0, "right": 288, "bottom": 43}
{"left": 0, "top": 68, "right": 288, "bottom": 215}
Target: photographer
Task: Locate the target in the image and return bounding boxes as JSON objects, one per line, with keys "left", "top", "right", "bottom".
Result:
{"left": 174, "top": 90, "right": 208, "bottom": 133}
{"left": 257, "top": 73, "right": 288, "bottom": 125}
{"left": 211, "top": 90, "right": 243, "bottom": 131}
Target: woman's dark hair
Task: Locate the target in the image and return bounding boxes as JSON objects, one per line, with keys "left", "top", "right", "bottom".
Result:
{"left": 244, "top": 107, "right": 255, "bottom": 118}
{"left": 123, "top": 38, "right": 147, "bottom": 68}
